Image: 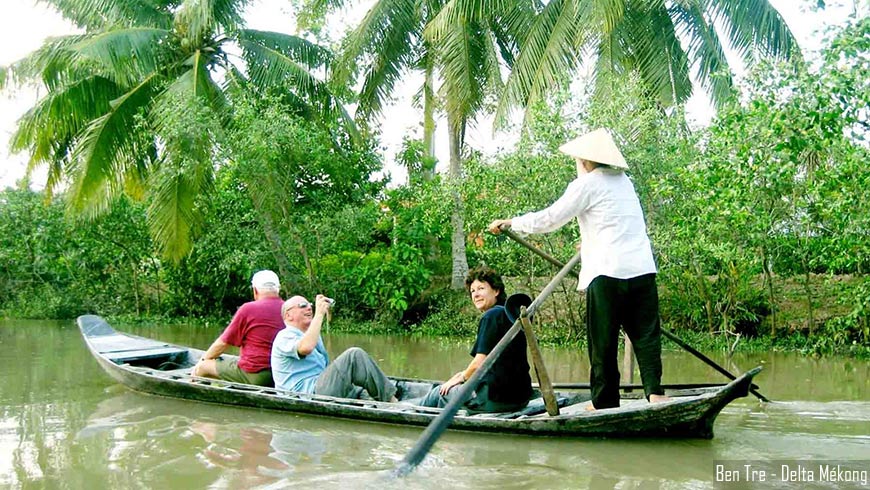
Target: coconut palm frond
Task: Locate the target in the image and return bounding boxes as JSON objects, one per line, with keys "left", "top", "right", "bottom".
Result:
{"left": 239, "top": 36, "right": 361, "bottom": 141}
{"left": 238, "top": 34, "right": 344, "bottom": 117}
{"left": 239, "top": 30, "right": 334, "bottom": 71}
{"left": 707, "top": 0, "right": 797, "bottom": 60}
{"left": 67, "top": 75, "right": 159, "bottom": 217}
{"left": 302, "top": 0, "right": 353, "bottom": 17}
{"left": 341, "top": 0, "right": 421, "bottom": 120}
{"left": 616, "top": 3, "right": 691, "bottom": 106}
{"left": 239, "top": 40, "right": 322, "bottom": 91}
{"left": 44, "top": 0, "right": 174, "bottom": 30}
{"left": 73, "top": 27, "right": 171, "bottom": 85}
{"left": 488, "top": 0, "right": 537, "bottom": 67}
{"left": 176, "top": 0, "right": 248, "bottom": 42}
{"left": 210, "top": 0, "right": 251, "bottom": 33}
{"left": 4, "top": 35, "right": 91, "bottom": 91}
{"left": 481, "top": 26, "right": 505, "bottom": 94}
{"left": 11, "top": 75, "right": 122, "bottom": 167}
{"left": 153, "top": 51, "right": 230, "bottom": 135}
{"left": 146, "top": 161, "right": 210, "bottom": 261}
{"left": 145, "top": 52, "right": 224, "bottom": 261}
{"left": 326, "top": 98, "right": 363, "bottom": 143}
{"left": 10, "top": 75, "right": 124, "bottom": 198}
{"left": 496, "top": 0, "right": 798, "bottom": 122}
{"left": 672, "top": 2, "right": 735, "bottom": 107}
{"left": 438, "top": 21, "right": 497, "bottom": 126}
{"left": 495, "top": 0, "right": 584, "bottom": 126}
{"left": 182, "top": 50, "right": 228, "bottom": 110}
{"left": 425, "top": 0, "right": 509, "bottom": 41}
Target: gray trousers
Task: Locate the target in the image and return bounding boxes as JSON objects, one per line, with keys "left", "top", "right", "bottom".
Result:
{"left": 314, "top": 347, "right": 397, "bottom": 402}
{"left": 419, "top": 383, "right": 528, "bottom": 413}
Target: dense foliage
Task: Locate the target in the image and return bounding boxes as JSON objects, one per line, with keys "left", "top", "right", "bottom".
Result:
{"left": 1, "top": 0, "right": 357, "bottom": 261}
{"left": 1, "top": 3, "right": 868, "bottom": 358}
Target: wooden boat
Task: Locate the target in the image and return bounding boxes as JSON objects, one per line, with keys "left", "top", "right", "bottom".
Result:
{"left": 78, "top": 314, "right": 760, "bottom": 438}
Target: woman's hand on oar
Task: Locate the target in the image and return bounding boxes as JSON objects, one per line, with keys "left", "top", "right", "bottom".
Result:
{"left": 487, "top": 219, "right": 512, "bottom": 234}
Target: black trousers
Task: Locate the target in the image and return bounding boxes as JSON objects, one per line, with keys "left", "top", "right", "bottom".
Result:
{"left": 585, "top": 273, "right": 664, "bottom": 409}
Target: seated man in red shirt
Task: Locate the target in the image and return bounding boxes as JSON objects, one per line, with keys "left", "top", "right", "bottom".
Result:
{"left": 192, "top": 270, "right": 284, "bottom": 386}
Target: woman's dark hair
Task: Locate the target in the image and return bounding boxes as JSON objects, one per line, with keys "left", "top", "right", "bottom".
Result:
{"left": 465, "top": 265, "right": 507, "bottom": 304}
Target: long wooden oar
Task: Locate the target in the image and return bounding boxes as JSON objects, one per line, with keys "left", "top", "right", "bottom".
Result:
{"left": 394, "top": 249, "right": 584, "bottom": 477}
{"left": 500, "top": 228, "right": 771, "bottom": 403}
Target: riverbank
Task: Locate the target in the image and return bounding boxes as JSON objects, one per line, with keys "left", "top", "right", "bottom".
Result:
{"left": 323, "top": 314, "right": 870, "bottom": 360}
{"left": 10, "top": 274, "right": 869, "bottom": 360}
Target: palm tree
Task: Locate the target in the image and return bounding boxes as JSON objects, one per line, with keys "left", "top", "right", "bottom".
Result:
{"left": 307, "top": 0, "right": 444, "bottom": 178}
{"left": 2, "top": 0, "right": 355, "bottom": 261}
{"left": 421, "top": 0, "right": 797, "bottom": 288}
{"left": 427, "top": 0, "right": 798, "bottom": 125}
{"left": 308, "top": 0, "right": 533, "bottom": 287}
{"left": 435, "top": 12, "right": 533, "bottom": 287}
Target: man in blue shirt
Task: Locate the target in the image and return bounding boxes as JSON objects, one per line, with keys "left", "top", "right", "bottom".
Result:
{"left": 271, "top": 294, "right": 398, "bottom": 402}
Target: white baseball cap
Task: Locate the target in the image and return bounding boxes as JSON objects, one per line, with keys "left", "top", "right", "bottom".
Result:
{"left": 251, "top": 270, "right": 280, "bottom": 290}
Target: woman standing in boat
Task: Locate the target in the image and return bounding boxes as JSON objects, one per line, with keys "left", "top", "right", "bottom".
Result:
{"left": 418, "top": 266, "right": 532, "bottom": 412}
{"left": 488, "top": 128, "right": 669, "bottom": 410}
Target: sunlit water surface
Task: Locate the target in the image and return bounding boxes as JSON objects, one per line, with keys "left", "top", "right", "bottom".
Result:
{"left": 1, "top": 319, "right": 867, "bottom": 489}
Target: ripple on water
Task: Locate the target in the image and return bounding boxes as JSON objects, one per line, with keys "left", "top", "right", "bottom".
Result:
{"left": 737, "top": 400, "right": 870, "bottom": 437}
{"left": 252, "top": 464, "right": 570, "bottom": 490}
{"left": 715, "top": 400, "right": 870, "bottom": 462}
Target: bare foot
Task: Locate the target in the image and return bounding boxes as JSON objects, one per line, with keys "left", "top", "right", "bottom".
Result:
{"left": 649, "top": 394, "right": 671, "bottom": 403}
{"left": 585, "top": 404, "right": 596, "bottom": 412}
{"left": 389, "top": 396, "right": 399, "bottom": 403}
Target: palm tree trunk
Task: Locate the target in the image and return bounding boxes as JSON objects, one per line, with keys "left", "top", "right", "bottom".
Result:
{"left": 421, "top": 63, "right": 441, "bottom": 264}
{"left": 762, "top": 247, "right": 778, "bottom": 336}
{"left": 422, "top": 64, "right": 437, "bottom": 181}
{"left": 448, "top": 112, "right": 468, "bottom": 289}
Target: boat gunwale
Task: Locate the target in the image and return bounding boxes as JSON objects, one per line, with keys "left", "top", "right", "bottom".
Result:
{"left": 78, "top": 314, "right": 759, "bottom": 437}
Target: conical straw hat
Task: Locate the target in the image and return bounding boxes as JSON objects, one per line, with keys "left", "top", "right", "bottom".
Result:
{"left": 558, "top": 128, "right": 628, "bottom": 169}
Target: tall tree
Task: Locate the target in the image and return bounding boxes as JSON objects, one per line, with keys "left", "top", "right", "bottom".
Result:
{"left": 311, "top": 0, "right": 533, "bottom": 287}
{"left": 435, "top": 12, "right": 533, "bottom": 287}
{"left": 304, "top": 0, "right": 445, "bottom": 178}
{"left": 423, "top": 0, "right": 798, "bottom": 286}
{"left": 2, "top": 0, "right": 356, "bottom": 260}
{"left": 471, "top": 0, "right": 800, "bottom": 124}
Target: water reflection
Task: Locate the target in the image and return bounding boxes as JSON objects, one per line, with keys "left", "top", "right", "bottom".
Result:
{"left": 190, "top": 422, "right": 289, "bottom": 486}
{"left": 16, "top": 388, "right": 870, "bottom": 489}
{"left": 2, "top": 318, "right": 870, "bottom": 489}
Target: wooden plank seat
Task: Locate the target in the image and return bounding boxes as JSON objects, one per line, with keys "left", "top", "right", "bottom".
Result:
{"left": 90, "top": 334, "right": 170, "bottom": 354}
{"left": 105, "top": 346, "right": 188, "bottom": 362}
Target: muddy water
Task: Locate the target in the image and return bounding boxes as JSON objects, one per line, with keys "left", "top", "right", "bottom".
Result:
{"left": 1, "top": 319, "right": 867, "bottom": 488}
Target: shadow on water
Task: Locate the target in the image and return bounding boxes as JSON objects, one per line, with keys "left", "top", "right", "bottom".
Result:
{"left": 1, "top": 318, "right": 869, "bottom": 489}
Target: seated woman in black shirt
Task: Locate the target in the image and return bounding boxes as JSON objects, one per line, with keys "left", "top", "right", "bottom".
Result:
{"left": 418, "top": 266, "right": 532, "bottom": 412}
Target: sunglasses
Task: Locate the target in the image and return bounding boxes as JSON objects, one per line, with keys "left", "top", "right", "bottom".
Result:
{"left": 286, "top": 301, "right": 311, "bottom": 311}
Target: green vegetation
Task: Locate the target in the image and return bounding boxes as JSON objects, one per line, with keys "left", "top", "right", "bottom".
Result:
{"left": 1, "top": 1, "right": 868, "bottom": 358}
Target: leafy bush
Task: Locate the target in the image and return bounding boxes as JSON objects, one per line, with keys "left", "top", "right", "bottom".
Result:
{"left": 312, "top": 244, "right": 431, "bottom": 324}
{"left": 823, "top": 279, "right": 870, "bottom": 349}
{"left": 407, "top": 288, "right": 479, "bottom": 338}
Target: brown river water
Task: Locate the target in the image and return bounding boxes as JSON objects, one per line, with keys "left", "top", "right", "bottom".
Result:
{"left": 1, "top": 318, "right": 868, "bottom": 489}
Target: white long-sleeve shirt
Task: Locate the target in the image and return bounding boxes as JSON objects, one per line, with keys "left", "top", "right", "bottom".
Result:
{"left": 511, "top": 167, "right": 657, "bottom": 290}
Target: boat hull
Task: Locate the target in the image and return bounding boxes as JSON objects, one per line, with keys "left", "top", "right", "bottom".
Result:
{"left": 78, "top": 314, "right": 758, "bottom": 438}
